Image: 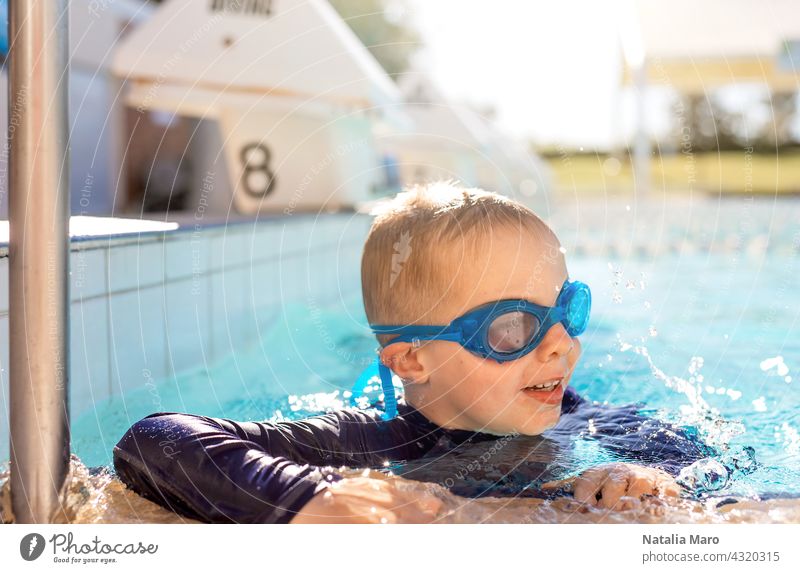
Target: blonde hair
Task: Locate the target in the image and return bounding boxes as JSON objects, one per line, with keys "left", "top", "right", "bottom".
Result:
{"left": 361, "top": 181, "right": 554, "bottom": 346}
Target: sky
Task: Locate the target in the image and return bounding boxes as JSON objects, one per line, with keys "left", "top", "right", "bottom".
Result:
{"left": 405, "top": 0, "right": 630, "bottom": 148}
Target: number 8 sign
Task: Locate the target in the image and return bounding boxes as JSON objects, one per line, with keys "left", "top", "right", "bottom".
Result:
{"left": 239, "top": 142, "right": 277, "bottom": 197}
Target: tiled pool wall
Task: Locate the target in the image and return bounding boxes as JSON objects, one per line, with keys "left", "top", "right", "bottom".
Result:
{"left": 0, "top": 213, "right": 372, "bottom": 462}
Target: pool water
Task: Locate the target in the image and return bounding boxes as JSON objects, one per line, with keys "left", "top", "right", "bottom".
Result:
{"left": 3, "top": 195, "right": 799, "bottom": 523}
{"left": 61, "top": 247, "right": 800, "bottom": 506}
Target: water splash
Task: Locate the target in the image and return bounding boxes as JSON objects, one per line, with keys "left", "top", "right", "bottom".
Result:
{"left": 677, "top": 446, "right": 758, "bottom": 496}
{"left": 760, "top": 356, "right": 792, "bottom": 383}
{"left": 614, "top": 335, "right": 755, "bottom": 495}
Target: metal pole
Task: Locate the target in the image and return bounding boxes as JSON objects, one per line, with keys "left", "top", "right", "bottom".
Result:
{"left": 8, "top": 0, "right": 71, "bottom": 523}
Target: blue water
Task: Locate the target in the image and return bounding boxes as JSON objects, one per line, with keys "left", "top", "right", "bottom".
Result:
{"left": 70, "top": 250, "right": 800, "bottom": 500}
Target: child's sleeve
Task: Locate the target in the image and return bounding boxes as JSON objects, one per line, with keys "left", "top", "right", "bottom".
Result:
{"left": 112, "top": 407, "right": 433, "bottom": 524}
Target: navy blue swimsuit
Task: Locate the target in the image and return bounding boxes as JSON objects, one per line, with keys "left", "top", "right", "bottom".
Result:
{"left": 113, "top": 386, "right": 711, "bottom": 523}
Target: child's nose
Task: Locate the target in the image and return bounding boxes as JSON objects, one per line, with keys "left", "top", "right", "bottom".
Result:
{"left": 535, "top": 322, "right": 574, "bottom": 362}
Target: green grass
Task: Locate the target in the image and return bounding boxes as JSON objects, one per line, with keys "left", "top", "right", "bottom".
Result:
{"left": 544, "top": 151, "right": 800, "bottom": 195}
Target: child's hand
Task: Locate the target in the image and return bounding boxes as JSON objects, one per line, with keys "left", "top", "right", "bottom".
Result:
{"left": 541, "top": 462, "right": 682, "bottom": 509}
{"left": 290, "top": 476, "right": 443, "bottom": 524}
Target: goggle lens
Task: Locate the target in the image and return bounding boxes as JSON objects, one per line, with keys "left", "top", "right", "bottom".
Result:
{"left": 487, "top": 311, "right": 540, "bottom": 354}
{"left": 564, "top": 286, "right": 591, "bottom": 336}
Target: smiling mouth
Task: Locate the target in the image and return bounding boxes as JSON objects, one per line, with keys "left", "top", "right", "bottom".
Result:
{"left": 520, "top": 378, "right": 566, "bottom": 405}
{"left": 522, "top": 378, "right": 563, "bottom": 391}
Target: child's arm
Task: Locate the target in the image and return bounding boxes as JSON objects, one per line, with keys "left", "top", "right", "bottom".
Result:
{"left": 113, "top": 407, "right": 441, "bottom": 523}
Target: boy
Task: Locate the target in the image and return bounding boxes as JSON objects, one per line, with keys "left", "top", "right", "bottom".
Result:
{"left": 113, "top": 183, "right": 685, "bottom": 524}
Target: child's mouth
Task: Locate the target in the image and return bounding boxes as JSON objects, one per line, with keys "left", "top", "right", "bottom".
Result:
{"left": 521, "top": 378, "right": 565, "bottom": 405}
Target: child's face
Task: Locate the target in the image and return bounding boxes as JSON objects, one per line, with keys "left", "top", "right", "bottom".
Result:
{"left": 397, "top": 225, "right": 581, "bottom": 436}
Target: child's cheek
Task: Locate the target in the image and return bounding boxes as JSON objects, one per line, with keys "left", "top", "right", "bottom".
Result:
{"left": 570, "top": 338, "right": 582, "bottom": 365}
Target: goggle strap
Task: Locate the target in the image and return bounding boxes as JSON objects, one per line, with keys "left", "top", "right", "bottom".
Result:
{"left": 349, "top": 356, "right": 399, "bottom": 420}
{"left": 378, "top": 360, "right": 399, "bottom": 420}
{"left": 350, "top": 357, "right": 377, "bottom": 406}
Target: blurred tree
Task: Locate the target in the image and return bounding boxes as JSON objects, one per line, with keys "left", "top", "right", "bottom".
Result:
{"left": 679, "top": 94, "right": 738, "bottom": 151}
{"left": 759, "top": 92, "right": 798, "bottom": 149}
{"left": 677, "top": 91, "right": 799, "bottom": 152}
{"left": 328, "top": 0, "right": 422, "bottom": 77}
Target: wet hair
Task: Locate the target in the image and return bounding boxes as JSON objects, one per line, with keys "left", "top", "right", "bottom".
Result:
{"left": 360, "top": 181, "right": 556, "bottom": 346}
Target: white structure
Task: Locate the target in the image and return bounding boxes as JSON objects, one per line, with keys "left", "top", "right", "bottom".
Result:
{"left": 378, "top": 73, "right": 551, "bottom": 212}
{"left": 620, "top": 0, "right": 800, "bottom": 195}
{"left": 625, "top": 0, "right": 800, "bottom": 93}
{"left": 0, "top": 0, "right": 152, "bottom": 217}
{"left": 112, "top": 0, "right": 408, "bottom": 214}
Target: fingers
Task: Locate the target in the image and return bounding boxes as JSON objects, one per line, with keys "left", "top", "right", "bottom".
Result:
{"left": 573, "top": 472, "right": 603, "bottom": 505}
{"left": 626, "top": 474, "right": 656, "bottom": 499}
{"left": 658, "top": 480, "right": 681, "bottom": 497}
{"left": 568, "top": 464, "right": 683, "bottom": 511}
{"left": 598, "top": 470, "right": 629, "bottom": 509}
{"left": 541, "top": 477, "right": 575, "bottom": 491}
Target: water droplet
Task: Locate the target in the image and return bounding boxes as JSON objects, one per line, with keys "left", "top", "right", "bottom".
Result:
{"left": 726, "top": 389, "right": 742, "bottom": 400}
{"left": 760, "top": 356, "right": 789, "bottom": 377}
{"left": 677, "top": 458, "right": 729, "bottom": 493}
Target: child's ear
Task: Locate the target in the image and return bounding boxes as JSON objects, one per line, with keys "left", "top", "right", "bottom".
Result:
{"left": 380, "top": 343, "right": 428, "bottom": 384}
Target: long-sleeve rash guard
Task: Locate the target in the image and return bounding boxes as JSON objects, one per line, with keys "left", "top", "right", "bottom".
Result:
{"left": 113, "top": 386, "right": 710, "bottom": 524}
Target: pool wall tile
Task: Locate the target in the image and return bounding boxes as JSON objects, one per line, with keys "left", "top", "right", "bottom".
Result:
{"left": 108, "top": 287, "right": 168, "bottom": 397}
{"left": 247, "top": 224, "right": 280, "bottom": 263}
{"left": 165, "top": 233, "right": 207, "bottom": 281}
{"left": 249, "top": 259, "right": 280, "bottom": 307}
{"left": 209, "top": 267, "right": 250, "bottom": 363}
{"left": 278, "top": 219, "right": 312, "bottom": 257}
{"left": 209, "top": 227, "right": 248, "bottom": 271}
{"left": 70, "top": 298, "right": 112, "bottom": 416}
{"left": 0, "top": 213, "right": 373, "bottom": 462}
{"left": 108, "top": 240, "right": 165, "bottom": 293}
{"left": 0, "top": 258, "right": 7, "bottom": 314}
{"left": 279, "top": 254, "right": 310, "bottom": 303}
{"left": 71, "top": 248, "right": 107, "bottom": 301}
{"left": 165, "top": 276, "right": 212, "bottom": 377}
{"left": 0, "top": 315, "right": 8, "bottom": 462}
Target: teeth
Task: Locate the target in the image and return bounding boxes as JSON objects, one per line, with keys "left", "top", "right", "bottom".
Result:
{"left": 526, "top": 379, "right": 562, "bottom": 391}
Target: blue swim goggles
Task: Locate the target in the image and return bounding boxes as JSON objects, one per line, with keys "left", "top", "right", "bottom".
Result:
{"left": 351, "top": 279, "right": 591, "bottom": 419}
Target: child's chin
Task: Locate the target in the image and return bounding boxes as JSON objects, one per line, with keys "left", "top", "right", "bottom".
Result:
{"left": 478, "top": 412, "right": 561, "bottom": 436}
{"left": 517, "top": 413, "right": 560, "bottom": 436}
